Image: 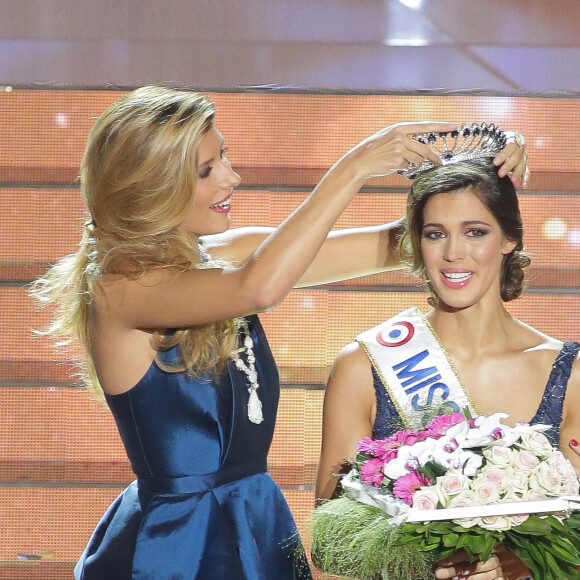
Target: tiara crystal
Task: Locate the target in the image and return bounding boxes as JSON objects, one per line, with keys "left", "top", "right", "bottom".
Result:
{"left": 400, "top": 122, "right": 507, "bottom": 179}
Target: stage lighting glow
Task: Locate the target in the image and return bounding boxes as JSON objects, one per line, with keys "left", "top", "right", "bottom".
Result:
{"left": 568, "top": 229, "right": 580, "bottom": 247}
{"left": 398, "top": 0, "right": 424, "bottom": 10}
{"left": 542, "top": 218, "right": 568, "bottom": 240}
{"left": 385, "top": 37, "right": 429, "bottom": 47}
{"left": 55, "top": 113, "right": 69, "bottom": 128}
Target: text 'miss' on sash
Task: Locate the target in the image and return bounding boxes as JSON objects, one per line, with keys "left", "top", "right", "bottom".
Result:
{"left": 356, "top": 307, "right": 478, "bottom": 430}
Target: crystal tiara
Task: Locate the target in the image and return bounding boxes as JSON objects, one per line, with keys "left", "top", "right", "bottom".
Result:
{"left": 399, "top": 122, "right": 507, "bottom": 179}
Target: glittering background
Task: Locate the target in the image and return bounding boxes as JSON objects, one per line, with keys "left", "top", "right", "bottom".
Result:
{"left": 1, "top": 89, "right": 579, "bottom": 579}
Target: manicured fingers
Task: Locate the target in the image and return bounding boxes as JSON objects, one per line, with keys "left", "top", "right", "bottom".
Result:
{"left": 395, "top": 121, "right": 458, "bottom": 136}
{"left": 393, "top": 123, "right": 457, "bottom": 170}
{"left": 401, "top": 122, "right": 458, "bottom": 167}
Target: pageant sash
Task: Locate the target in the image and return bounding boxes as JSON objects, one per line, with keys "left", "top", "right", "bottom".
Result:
{"left": 356, "top": 307, "right": 477, "bottom": 430}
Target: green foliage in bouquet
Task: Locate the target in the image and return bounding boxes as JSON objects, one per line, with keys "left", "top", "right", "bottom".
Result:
{"left": 312, "top": 498, "right": 580, "bottom": 580}
{"left": 311, "top": 496, "right": 432, "bottom": 580}
{"left": 397, "top": 512, "right": 580, "bottom": 580}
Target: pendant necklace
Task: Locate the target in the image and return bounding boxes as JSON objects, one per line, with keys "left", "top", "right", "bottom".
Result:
{"left": 197, "top": 247, "right": 263, "bottom": 423}
{"left": 232, "top": 320, "right": 263, "bottom": 424}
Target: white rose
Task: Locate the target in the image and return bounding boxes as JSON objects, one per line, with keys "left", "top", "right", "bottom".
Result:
{"left": 412, "top": 486, "right": 441, "bottom": 510}
{"left": 502, "top": 490, "right": 523, "bottom": 502}
{"left": 563, "top": 477, "right": 580, "bottom": 495}
{"left": 437, "top": 472, "right": 470, "bottom": 498}
{"left": 530, "top": 461, "right": 563, "bottom": 495}
{"left": 518, "top": 431, "right": 554, "bottom": 458}
{"left": 503, "top": 468, "right": 530, "bottom": 495}
{"left": 513, "top": 450, "right": 540, "bottom": 473}
{"left": 522, "top": 488, "right": 547, "bottom": 501}
{"left": 498, "top": 490, "right": 529, "bottom": 527}
{"left": 549, "top": 450, "right": 576, "bottom": 478}
{"left": 478, "top": 465, "right": 508, "bottom": 491}
{"left": 471, "top": 478, "right": 501, "bottom": 503}
{"left": 448, "top": 490, "right": 483, "bottom": 529}
{"left": 483, "top": 445, "right": 514, "bottom": 468}
{"left": 480, "top": 515, "right": 512, "bottom": 531}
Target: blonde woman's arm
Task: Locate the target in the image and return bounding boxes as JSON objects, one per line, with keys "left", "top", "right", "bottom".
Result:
{"left": 205, "top": 131, "right": 529, "bottom": 286}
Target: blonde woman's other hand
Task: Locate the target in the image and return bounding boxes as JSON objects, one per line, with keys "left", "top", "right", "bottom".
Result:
{"left": 493, "top": 131, "right": 530, "bottom": 189}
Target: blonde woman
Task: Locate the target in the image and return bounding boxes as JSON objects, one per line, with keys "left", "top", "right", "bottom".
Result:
{"left": 32, "top": 88, "right": 527, "bottom": 580}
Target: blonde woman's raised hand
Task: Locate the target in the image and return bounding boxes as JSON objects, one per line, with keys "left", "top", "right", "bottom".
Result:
{"left": 346, "top": 121, "right": 457, "bottom": 180}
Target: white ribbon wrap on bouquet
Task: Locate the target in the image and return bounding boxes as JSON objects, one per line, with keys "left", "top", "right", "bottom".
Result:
{"left": 340, "top": 471, "right": 410, "bottom": 527}
{"left": 406, "top": 495, "right": 580, "bottom": 522}
{"left": 341, "top": 470, "right": 580, "bottom": 525}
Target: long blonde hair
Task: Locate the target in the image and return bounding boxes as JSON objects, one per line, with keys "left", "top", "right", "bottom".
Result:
{"left": 31, "top": 86, "right": 240, "bottom": 398}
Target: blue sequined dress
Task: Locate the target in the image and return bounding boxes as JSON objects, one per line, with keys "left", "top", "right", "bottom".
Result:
{"left": 371, "top": 341, "right": 580, "bottom": 444}
{"left": 75, "top": 315, "right": 312, "bottom": 580}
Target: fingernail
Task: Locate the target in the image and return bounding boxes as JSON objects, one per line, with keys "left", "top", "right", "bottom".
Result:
{"left": 571, "top": 439, "right": 578, "bottom": 447}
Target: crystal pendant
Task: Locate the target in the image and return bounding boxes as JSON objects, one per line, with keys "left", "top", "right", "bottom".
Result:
{"left": 247, "top": 388, "right": 264, "bottom": 424}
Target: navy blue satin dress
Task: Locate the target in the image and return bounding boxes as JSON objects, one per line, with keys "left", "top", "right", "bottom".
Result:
{"left": 372, "top": 341, "right": 580, "bottom": 445}
{"left": 75, "top": 315, "right": 312, "bottom": 580}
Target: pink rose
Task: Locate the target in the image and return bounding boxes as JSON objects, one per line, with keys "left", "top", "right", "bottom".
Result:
{"left": 509, "top": 513, "right": 529, "bottom": 527}
{"left": 563, "top": 477, "right": 580, "bottom": 495}
{"left": 522, "top": 488, "right": 547, "bottom": 501}
{"left": 478, "top": 465, "right": 507, "bottom": 490}
{"left": 549, "top": 451, "right": 576, "bottom": 478}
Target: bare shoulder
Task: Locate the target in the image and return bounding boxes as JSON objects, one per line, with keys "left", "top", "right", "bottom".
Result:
{"left": 513, "top": 318, "right": 566, "bottom": 364}
{"left": 330, "top": 341, "right": 373, "bottom": 378}
{"left": 325, "top": 341, "right": 375, "bottom": 402}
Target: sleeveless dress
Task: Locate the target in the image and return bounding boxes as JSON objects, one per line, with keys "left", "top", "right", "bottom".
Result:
{"left": 74, "top": 315, "right": 312, "bottom": 580}
{"left": 371, "top": 341, "right": 580, "bottom": 444}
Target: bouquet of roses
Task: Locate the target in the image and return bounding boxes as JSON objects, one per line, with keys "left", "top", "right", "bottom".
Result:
{"left": 312, "top": 412, "right": 580, "bottom": 580}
